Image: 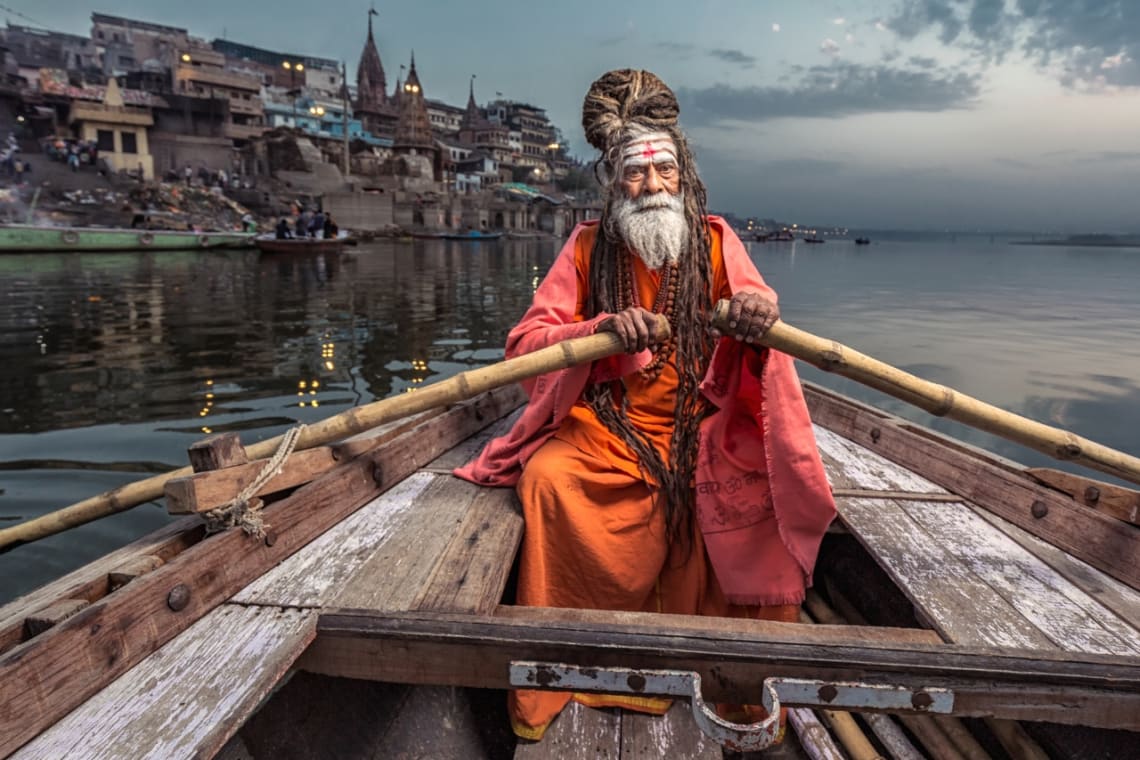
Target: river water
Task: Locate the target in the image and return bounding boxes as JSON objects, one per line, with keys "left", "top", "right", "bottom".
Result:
{"left": 2, "top": 235, "right": 1138, "bottom": 603}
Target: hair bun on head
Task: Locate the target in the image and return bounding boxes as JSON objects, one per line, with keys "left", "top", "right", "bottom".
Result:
{"left": 582, "top": 69, "right": 679, "bottom": 153}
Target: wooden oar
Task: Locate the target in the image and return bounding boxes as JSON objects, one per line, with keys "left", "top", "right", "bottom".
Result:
{"left": 711, "top": 299, "right": 1140, "bottom": 488}
{"left": 0, "top": 318, "right": 668, "bottom": 553}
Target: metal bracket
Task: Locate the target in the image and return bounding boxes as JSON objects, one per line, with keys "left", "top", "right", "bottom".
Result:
{"left": 509, "top": 661, "right": 954, "bottom": 753}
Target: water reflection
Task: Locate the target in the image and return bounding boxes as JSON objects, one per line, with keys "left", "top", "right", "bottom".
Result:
{"left": 2, "top": 236, "right": 1139, "bottom": 603}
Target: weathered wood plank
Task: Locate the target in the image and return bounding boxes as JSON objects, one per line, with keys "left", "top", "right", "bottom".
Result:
{"left": 0, "top": 518, "right": 204, "bottom": 656}
{"left": 0, "top": 391, "right": 515, "bottom": 759}
{"left": 971, "top": 508, "right": 1140, "bottom": 636}
{"left": 306, "top": 609, "right": 1140, "bottom": 729}
{"left": 897, "top": 500, "right": 1140, "bottom": 655}
{"left": 1026, "top": 467, "right": 1140, "bottom": 526}
{"left": 815, "top": 425, "right": 947, "bottom": 494}
{"left": 620, "top": 702, "right": 722, "bottom": 759}
{"left": 492, "top": 605, "right": 944, "bottom": 646}
{"left": 805, "top": 386, "right": 1140, "bottom": 593}
{"left": 11, "top": 605, "right": 315, "bottom": 760}
{"left": 107, "top": 554, "right": 165, "bottom": 592}
{"left": 188, "top": 432, "right": 248, "bottom": 473}
{"left": 514, "top": 699, "right": 621, "bottom": 758}
{"left": 23, "top": 598, "right": 89, "bottom": 638}
{"left": 836, "top": 497, "right": 1057, "bottom": 649}
{"left": 413, "top": 487, "right": 523, "bottom": 615}
{"left": 164, "top": 407, "right": 456, "bottom": 515}
{"left": 425, "top": 406, "right": 524, "bottom": 472}
{"left": 232, "top": 472, "right": 438, "bottom": 607}
{"left": 330, "top": 475, "right": 482, "bottom": 611}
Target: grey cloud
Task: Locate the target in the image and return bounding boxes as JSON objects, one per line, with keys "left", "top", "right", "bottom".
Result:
{"left": 1092, "top": 150, "right": 1140, "bottom": 162}
{"left": 677, "top": 62, "right": 981, "bottom": 126}
{"left": 889, "top": 0, "right": 1140, "bottom": 86}
{"left": 994, "top": 157, "right": 1031, "bottom": 168}
{"left": 709, "top": 48, "right": 757, "bottom": 68}
{"left": 596, "top": 35, "right": 628, "bottom": 47}
{"left": 908, "top": 55, "right": 938, "bottom": 68}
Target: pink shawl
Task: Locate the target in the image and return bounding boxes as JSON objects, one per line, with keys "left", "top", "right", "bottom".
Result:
{"left": 455, "top": 217, "right": 836, "bottom": 604}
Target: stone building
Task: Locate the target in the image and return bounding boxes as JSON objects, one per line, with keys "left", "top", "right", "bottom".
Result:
{"left": 354, "top": 9, "right": 397, "bottom": 139}
{"left": 68, "top": 77, "right": 154, "bottom": 179}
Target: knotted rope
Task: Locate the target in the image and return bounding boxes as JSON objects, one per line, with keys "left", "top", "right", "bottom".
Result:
{"left": 205, "top": 424, "right": 306, "bottom": 537}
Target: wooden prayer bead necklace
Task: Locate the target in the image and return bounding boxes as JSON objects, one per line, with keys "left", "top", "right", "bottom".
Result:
{"left": 617, "top": 251, "right": 679, "bottom": 380}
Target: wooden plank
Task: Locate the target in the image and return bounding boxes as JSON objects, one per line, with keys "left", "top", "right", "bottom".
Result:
{"left": 11, "top": 605, "right": 315, "bottom": 760}
{"left": 897, "top": 499, "right": 1140, "bottom": 655}
{"left": 0, "top": 390, "right": 517, "bottom": 759}
{"left": 492, "top": 605, "right": 944, "bottom": 647}
{"left": 108, "top": 555, "right": 164, "bottom": 592}
{"left": 514, "top": 699, "right": 620, "bottom": 759}
{"left": 815, "top": 425, "right": 947, "bottom": 494}
{"left": 1026, "top": 468, "right": 1140, "bottom": 526}
{"left": 839, "top": 497, "right": 1056, "bottom": 649}
{"left": 805, "top": 386, "right": 1140, "bottom": 591}
{"left": 305, "top": 609, "right": 1140, "bottom": 729}
{"left": 621, "top": 702, "right": 722, "bottom": 759}
{"left": 413, "top": 487, "right": 524, "bottom": 615}
{"left": 0, "top": 519, "right": 204, "bottom": 657}
{"left": 971, "top": 508, "right": 1140, "bottom": 635}
{"left": 163, "top": 402, "right": 470, "bottom": 515}
{"left": 188, "top": 432, "right": 248, "bottom": 472}
{"left": 425, "top": 407, "right": 523, "bottom": 472}
{"left": 232, "top": 472, "right": 438, "bottom": 607}
{"left": 23, "top": 599, "right": 89, "bottom": 638}
{"left": 331, "top": 475, "right": 483, "bottom": 611}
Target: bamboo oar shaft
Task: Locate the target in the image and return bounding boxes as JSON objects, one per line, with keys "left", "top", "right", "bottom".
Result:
{"left": 712, "top": 300, "right": 1140, "bottom": 487}
{"left": 0, "top": 321, "right": 664, "bottom": 553}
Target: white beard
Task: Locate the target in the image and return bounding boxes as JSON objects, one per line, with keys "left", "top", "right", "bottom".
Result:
{"left": 612, "top": 192, "right": 688, "bottom": 270}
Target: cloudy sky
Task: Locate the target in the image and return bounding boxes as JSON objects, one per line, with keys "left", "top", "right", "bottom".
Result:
{"left": 14, "top": 0, "right": 1140, "bottom": 231}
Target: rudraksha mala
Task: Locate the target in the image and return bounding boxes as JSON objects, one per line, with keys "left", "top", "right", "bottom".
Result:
{"left": 617, "top": 251, "right": 679, "bottom": 381}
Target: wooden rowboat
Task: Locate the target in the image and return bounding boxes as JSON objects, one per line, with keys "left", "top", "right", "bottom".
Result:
{"left": 1, "top": 375, "right": 1137, "bottom": 758}
{"left": 254, "top": 235, "right": 347, "bottom": 254}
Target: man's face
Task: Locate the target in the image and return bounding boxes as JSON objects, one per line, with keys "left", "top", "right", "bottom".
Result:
{"left": 619, "top": 137, "right": 681, "bottom": 199}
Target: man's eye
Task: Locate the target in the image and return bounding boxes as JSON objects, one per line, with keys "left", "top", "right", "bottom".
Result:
{"left": 625, "top": 168, "right": 645, "bottom": 181}
{"left": 657, "top": 163, "right": 677, "bottom": 176}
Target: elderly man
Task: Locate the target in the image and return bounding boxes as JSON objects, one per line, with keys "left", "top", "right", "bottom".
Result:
{"left": 457, "top": 69, "right": 835, "bottom": 740}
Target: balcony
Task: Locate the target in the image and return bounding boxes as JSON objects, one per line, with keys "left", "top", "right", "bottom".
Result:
{"left": 175, "top": 64, "right": 261, "bottom": 93}
{"left": 223, "top": 122, "right": 268, "bottom": 140}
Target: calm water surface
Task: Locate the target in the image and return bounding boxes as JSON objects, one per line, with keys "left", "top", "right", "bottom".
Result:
{"left": 2, "top": 235, "right": 1138, "bottom": 603}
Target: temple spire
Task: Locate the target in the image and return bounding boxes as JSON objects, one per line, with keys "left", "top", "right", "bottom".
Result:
{"left": 355, "top": 5, "right": 387, "bottom": 111}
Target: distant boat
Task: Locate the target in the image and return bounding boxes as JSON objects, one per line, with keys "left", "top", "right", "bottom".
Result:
{"left": 255, "top": 234, "right": 348, "bottom": 254}
{"left": 854, "top": 237, "right": 871, "bottom": 245}
{"left": 753, "top": 232, "right": 770, "bottom": 242}
{"left": 769, "top": 230, "right": 795, "bottom": 242}
{"left": 0, "top": 224, "right": 255, "bottom": 253}
{"left": 441, "top": 230, "right": 503, "bottom": 241}
{"left": 802, "top": 236, "right": 825, "bottom": 244}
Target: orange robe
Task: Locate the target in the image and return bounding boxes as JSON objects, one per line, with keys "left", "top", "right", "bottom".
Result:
{"left": 509, "top": 227, "right": 799, "bottom": 739}
{"left": 456, "top": 218, "right": 835, "bottom": 740}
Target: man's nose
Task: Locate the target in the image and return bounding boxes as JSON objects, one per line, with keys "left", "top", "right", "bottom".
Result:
{"left": 644, "top": 165, "right": 664, "bottom": 193}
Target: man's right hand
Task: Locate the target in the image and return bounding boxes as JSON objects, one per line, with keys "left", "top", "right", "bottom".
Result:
{"left": 599, "top": 307, "right": 665, "bottom": 353}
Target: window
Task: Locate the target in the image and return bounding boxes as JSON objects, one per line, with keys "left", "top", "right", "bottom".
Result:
{"left": 96, "top": 130, "right": 115, "bottom": 152}
{"left": 120, "top": 132, "right": 137, "bottom": 154}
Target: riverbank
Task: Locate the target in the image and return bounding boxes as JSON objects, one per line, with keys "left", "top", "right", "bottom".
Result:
{"left": 1011, "top": 234, "right": 1140, "bottom": 248}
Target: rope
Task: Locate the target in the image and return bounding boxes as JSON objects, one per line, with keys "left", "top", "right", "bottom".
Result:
{"left": 205, "top": 425, "right": 306, "bottom": 537}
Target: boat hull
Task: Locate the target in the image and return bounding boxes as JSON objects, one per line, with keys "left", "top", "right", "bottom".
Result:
{"left": 0, "top": 225, "right": 255, "bottom": 253}
{"left": 255, "top": 237, "right": 346, "bottom": 254}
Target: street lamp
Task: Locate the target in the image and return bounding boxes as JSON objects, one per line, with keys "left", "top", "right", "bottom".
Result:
{"left": 546, "top": 142, "right": 559, "bottom": 185}
{"left": 181, "top": 53, "right": 191, "bottom": 63}
{"left": 308, "top": 105, "right": 325, "bottom": 134}
{"left": 282, "top": 61, "right": 305, "bottom": 124}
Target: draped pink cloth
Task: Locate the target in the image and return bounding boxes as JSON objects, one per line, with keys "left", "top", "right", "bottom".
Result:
{"left": 455, "top": 217, "right": 835, "bottom": 604}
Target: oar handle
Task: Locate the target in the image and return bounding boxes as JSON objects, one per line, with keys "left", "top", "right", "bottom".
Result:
{"left": 0, "top": 315, "right": 670, "bottom": 553}
{"left": 711, "top": 299, "right": 1140, "bottom": 487}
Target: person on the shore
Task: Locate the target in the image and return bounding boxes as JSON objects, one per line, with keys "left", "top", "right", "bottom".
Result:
{"left": 456, "top": 69, "right": 836, "bottom": 741}
{"left": 183, "top": 164, "right": 193, "bottom": 185}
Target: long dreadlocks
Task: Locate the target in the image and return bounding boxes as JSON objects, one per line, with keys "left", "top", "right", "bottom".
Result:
{"left": 580, "top": 69, "right": 717, "bottom": 552}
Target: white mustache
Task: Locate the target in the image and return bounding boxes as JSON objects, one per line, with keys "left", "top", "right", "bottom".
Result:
{"left": 633, "top": 193, "right": 682, "bottom": 211}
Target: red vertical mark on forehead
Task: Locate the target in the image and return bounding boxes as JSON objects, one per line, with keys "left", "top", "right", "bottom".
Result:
{"left": 639, "top": 142, "right": 657, "bottom": 160}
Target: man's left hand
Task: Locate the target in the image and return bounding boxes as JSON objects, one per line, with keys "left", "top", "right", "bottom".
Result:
{"left": 711, "top": 291, "right": 779, "bottom": 344}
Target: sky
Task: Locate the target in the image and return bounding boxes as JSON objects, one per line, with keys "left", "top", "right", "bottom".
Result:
{"left": 9, "top": 0, "right": 1140, "bottom": 231}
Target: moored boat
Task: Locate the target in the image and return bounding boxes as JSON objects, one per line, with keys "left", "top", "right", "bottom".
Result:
{"left": 0, "top": 224, "right": 256, "bottom": 253}
{"left": 441, "top": 230, "right": 504, "bottom": 241}
{"left": 254, "top": 235, "right": 348, "bottom": 254}
{"left": 0, "top": 315, "right": 1137, "bottom": 759}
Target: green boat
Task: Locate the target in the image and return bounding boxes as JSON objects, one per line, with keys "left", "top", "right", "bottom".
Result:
{"left": 0, "top": 224, "right": 256, "bottom": 253}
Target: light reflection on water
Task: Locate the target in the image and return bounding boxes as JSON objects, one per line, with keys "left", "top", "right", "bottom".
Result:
{"left": 1, "top": 236, "right": 1138, "bottom": 603}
